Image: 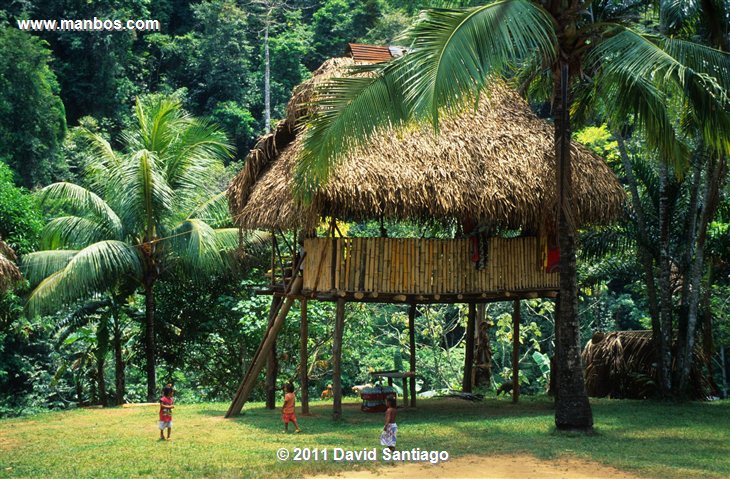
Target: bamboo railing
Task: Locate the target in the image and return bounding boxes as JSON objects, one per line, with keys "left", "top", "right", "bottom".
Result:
{"left": 302, "top": 236, "right": 558, "bottom": 295}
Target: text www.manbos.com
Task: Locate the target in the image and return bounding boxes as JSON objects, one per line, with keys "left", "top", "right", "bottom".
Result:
{"left": 16, "top": 18, "right": 160, "bottom": 32}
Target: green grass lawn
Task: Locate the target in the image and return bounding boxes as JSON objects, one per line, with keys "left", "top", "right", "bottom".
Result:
{"left": 0, "top": 396, "right": 728, "bottom": 479}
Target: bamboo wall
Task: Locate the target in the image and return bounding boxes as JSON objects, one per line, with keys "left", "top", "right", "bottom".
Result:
{"left": 302, "top": 236, "right": 558, "bottom": 295}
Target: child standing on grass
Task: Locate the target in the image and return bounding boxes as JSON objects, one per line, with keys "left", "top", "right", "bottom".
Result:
{"left": 380, "top": 397, "right": 397, "bottom": 451}
{"left": 282, "top": 383, "right": 302, "bottom": 433}
{"left": 159, "top": 385, "right": 174, "bottom": 440}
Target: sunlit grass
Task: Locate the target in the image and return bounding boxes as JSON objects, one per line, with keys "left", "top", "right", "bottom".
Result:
{"left": 0, "top": 397, "right": 728, "bottom": 478}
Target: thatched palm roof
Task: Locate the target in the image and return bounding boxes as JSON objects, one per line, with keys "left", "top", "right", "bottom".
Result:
{"left": 0, "top": 238, "right": 21, "bottom": 291}
{"left": 228, "top": 57, "right": 625, "bottom": 231}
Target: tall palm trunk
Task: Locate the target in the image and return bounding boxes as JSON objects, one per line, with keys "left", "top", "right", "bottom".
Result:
{"left": 96, "top": 317, "right": 109, "bottom": 407}
{"left": 113, "top": 311, "right": 126, "bottom": 405}
{"left": 616, "top": 133, "right": 660, "bottom": 334}
{"left": 676, "top": 157, "right": 726, "bottom": 395}
{"left": 657, "top": 160, "right": 673, "bottom": 397}
{"left": 553, "top": 61, "right": 593, "bottom": 431}
{"left": 144, "top": 278, "right": 156, "bottom": 402}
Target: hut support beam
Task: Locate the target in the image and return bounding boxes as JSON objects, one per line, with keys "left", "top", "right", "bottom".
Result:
{"left": 332, "top": 298, "right": 346, "bottom": 420}
{"left": 463, "top": 303, "right": 476, "bottom": 393}
{"left": 300, "top": 298, "right": 309, "bottom": 414}
{"left": 226, "top": 276, "right": 302, "bottom": 418}
{"left": 265, "top": 303, "right": 278, "bottom": 409}
{"left": 408, "top": 304, "right": 417, "bottom": 407}
{"left": 512, "top": 299, "right": 521, "bottom": 403}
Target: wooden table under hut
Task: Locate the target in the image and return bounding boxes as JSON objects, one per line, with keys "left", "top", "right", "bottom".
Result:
{"left": 224, "top": 44, "right": 625, "bottom": 419}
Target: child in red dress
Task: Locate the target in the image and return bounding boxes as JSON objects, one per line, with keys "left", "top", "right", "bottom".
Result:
{"left": 281, "top": 383, "right": 302, "bottom": 433}
{"left": 159, "top": 385, "right": 174, "bottom": 440}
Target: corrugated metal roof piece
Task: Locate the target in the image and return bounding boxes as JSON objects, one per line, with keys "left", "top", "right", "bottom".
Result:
{"left": 347, "top": 43, "right": 393, "bottom": 63}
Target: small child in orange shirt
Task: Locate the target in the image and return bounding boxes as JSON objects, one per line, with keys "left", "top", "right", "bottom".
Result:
{"left": 282, "top": 382, "right": 302, "bottom": 433}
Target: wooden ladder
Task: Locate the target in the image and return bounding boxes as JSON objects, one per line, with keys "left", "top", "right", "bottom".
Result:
{"left": 225, "top": 257, "right": 305, "bottom": 418}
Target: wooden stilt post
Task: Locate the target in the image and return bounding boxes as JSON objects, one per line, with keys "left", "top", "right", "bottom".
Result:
{"left": 463, "top": 303, "right": 476, "bottom": 393}
{"left": 226, "top": 276, "right": 302, "bottom": 418}
{"left": 265, "top": 311, "right": 278, "bottom": 409}
{"left": 332, "top": 298, "right": 346, "bottom": 420}
{"left": 300, "top": 298, "right": 309, "bottom": 415}
{"left": 512, "top": 299, "right": 521, "bottom": 403}
{"left": 408, "top": 303, "right": 417, "bottom": 407}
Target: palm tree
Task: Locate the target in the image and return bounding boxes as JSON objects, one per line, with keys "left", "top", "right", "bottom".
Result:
{"left": 22, "top": 96, "right": 263, "bottom": 401}
{"left": 294, "top": 1, "right": 730, "bottom": 430}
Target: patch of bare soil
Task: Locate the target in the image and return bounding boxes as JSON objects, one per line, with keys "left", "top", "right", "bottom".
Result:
{"left": 307, "top": 454, "right": 647, "bottom": 479}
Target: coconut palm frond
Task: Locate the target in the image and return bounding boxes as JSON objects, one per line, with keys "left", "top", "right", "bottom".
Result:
{"left": 26, "top": 241, "right": 142, "bottom": 317}
{"left": 41, "top": 216, "right": 120, "bottom": 250}
{"left": 21, "top": 250, "right": 78, "bottom": 285}
{"left": 187, "top": 191, "right": 232, "bottom": 228}
{"left": 113, "top": 149, "right": 174, "bottom": 235}
{"left": 215, "top": 228, "right": 270, "bottom": 254}
{"left": 127, "top": 96, "right": 189, "bottom": 154}
{"left": 589, "top": 28, "right": 730, "bottom": 164}
{"left": 168, "top": 219, "right": 229, "bottom": 274}
{"left": 166, "top": 120, "right": 232, "bottom": 192}
{"left": 401, "top": 0, "right": 556, "bottom": 123}
{"left": 55, "top": 298, "right": 112, "bottom": 344}
{"left": 664, "top": 39, "right": 730, "bottom": 91}
{"left": 580, "top": 225, "right": 637, "bottom": 260}
{"left": 659, "top": 0, "right": 700, "bottom": 32}
{"left": 296, "top": 61, "right": 412, "bottom": 201}
{"left": 296, "top": 0, "right": 557, "bottom": 200}
{"left": 37, "top": 182, "right": 123, "bottom": 236}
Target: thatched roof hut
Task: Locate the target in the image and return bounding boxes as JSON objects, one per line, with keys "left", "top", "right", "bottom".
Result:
{"left": 582, "top": 331, "right": 711, "bottom": 399}
{"left": 0, "top": 238, "right": 21, "bottom": 291}
{"left": 228, "top": 56, "right": 625, "bottom": 231}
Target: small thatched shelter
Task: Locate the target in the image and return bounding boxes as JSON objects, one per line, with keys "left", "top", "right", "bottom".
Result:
{"left": 582, "top": 331, "right": 711, "bottom": 399}
{"left": 225, "top": 46, "right": 626, "bottom": 418}
{"left": 0, "top": 238, "right": 21, "bottom": 291}
{"left": 228, "top": 57, "right": 624, "bottom": 232}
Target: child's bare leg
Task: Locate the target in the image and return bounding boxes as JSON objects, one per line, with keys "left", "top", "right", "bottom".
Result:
{"left": 166, "top": 427, "right": 171, "bottom": 439}
{"left": 293, "top": 419, "right": 302, "bottom": 432}
{"left": 159, "top": 429, "right": 165, "bottom": 440}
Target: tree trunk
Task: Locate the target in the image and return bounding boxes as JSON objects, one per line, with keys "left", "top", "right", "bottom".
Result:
{"left": 657, "top": 160, "right": 673, "bottom": 397}
{"left": 676, "top": 157, "right": 726, "bottom": 396}
{"left": 474, "top": 304, "right": 492, "bottom": 387}
{"left": 332, "top": 298, "right": 346, "bottom": 420}
{"left": 553, "top": 62, "right": 593, "bottom": 431}
{"left": 264, "top": 23, "right": 271, "bottom": 133}
{"left": 144, "top": 280, "right": 156, "bottom": 402}
{"left": 616, "top": 133, "right": 660, "bottom": 334}
{"left": 512, "top": 300, "right": 520, "bottom": 403}
{"left": 300, "top": 299, "right": 309, "bottom": 414}
{"left": 113, "top": 312, "right": 125, "bottom": 405}
{"left": 96, "top": 317, "right": 109, "bottom": 407}
{"left": 408, "top": 303, "right": 417, "bottom": 407}
{"left": 720, "top": 346, "right": 728, "bottom": 399}
{"left": 462, "top": 303, "right": 476, "bottom": 393}
{"left": 265, "top": 336, "right": 278, "bottom": 409}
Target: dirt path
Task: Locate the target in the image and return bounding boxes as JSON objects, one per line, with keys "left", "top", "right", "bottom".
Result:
{"left": 307, "top": 454, "right": 647, "bottom": 479}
